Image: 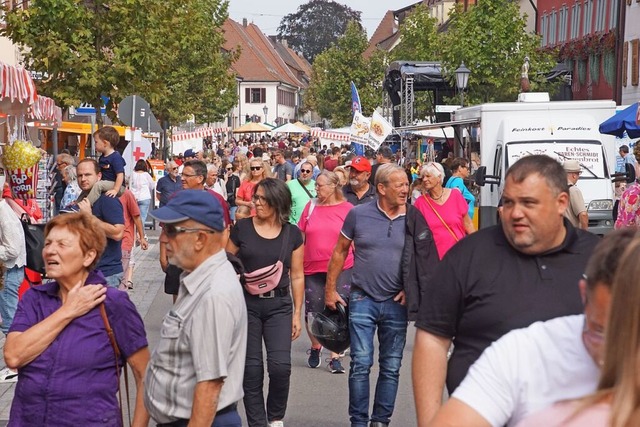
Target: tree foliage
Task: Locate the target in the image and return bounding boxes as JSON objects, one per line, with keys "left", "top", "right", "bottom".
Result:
{"left": 277, "top": 0, "right": 362, "bottom": 63}
{"left": 1, "top": 0, "right": 237, "bottom": 126}
{"left": 439, "top": 0, "right": 557, "bottom": 104}
{"left": 305, "top": 21, "right": 385, "bottom": 127}
{"left": 390, "top": 3, "right": 441, "bottom": 62}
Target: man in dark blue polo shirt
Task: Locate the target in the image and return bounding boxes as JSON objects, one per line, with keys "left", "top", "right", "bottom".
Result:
{"left": 412, "top": 155, "right": 600, "bottom": 425}
{"left": 343, "top": 156, "right": 377, "bottom": 206}
{"left": 326, "top": 163, "right": 427, "bottom": 427}
{"left": 156, "top": 161, "right": 182, "bottom": 207}
{"left": 76, "top": 158, "right": 125, "bottom": 288}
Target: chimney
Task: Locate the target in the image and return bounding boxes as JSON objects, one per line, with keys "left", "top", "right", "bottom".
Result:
{"left": 281, "top": 39, "right": 288, "bottom": 48}
{"left": 243, "top": 18, "right": 248, "bottom": 27}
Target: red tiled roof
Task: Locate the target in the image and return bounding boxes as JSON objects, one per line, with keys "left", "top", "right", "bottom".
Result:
{"left": 268, "top": 37, "right": 312, "bottom": 87}
{"left": 364, "top": 10, "right": 396, "bottom": 58}
{"left": 223, "top": 18, "right": 304, "bottom": 88}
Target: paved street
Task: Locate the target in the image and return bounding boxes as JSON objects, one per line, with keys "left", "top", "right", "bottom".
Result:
{"left": 0, "top": 228, "right": 417, "bottom": 426}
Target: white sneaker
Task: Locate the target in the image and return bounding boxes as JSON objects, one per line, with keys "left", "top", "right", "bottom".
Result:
{"left": 0, "top": 367, "right": 18, "bottom": 383}
{"left": 268, "top": 421, "right": 284, "bottom": 427}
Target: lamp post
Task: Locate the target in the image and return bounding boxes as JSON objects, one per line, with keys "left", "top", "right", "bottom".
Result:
{"left": 455, "top": 62, "right": 471, "bottom": 107}
{"left": 263, "top": 105, "right": 268, "bottom": 123}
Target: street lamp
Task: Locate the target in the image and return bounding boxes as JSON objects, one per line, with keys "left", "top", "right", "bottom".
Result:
{"left": 263, "top": 105, "right": 268, "bottom": 123}
{"left": 455, "top": 62, "right": 471, "bottom": 107}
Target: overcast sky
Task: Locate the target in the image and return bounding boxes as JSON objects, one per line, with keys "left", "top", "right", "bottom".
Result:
{"left": 228, "top": 0, "right": 417, "bottom": 41}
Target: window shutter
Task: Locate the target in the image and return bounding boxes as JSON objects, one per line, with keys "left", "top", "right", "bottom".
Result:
{"left": 261, "top": 88, "right": 266, "bottom": 103}
{"left": 632, "top": 39, "right": 639, "bottom": 86}
{"left": 245, "top": 88, "right": 250, "bottom": 103}
{"left": 623, "top": 41, "right": 628, "bottom": 87}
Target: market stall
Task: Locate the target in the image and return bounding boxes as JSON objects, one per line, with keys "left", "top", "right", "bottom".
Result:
{"left": 171, "top": 126, "right": 229, "bottom": 155}
{"left": 0, "top": 61, "right": 60, "bottom": 222}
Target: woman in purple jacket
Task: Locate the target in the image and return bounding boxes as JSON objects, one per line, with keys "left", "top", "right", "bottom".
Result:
{"left": 4, "top": 212, "right": 150, "bottom": 426}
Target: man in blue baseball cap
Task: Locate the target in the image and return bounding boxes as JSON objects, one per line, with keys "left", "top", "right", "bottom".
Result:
{"left": 144, "top": 189, "right": 247, "bottom": 427}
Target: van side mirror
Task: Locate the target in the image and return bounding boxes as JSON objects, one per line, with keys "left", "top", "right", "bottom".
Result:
{"left": 626, "top": 163, "right": 636, "bottom": 183}
{"left": 612, "top": 163, "right": 636, "bottom": 183}
{"left": 475, "top": 166, "right": 500, "bottom": 186}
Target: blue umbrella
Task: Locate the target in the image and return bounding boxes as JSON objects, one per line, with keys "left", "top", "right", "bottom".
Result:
{"left": 599, "top": 102, "right": 640, "bottom": 138}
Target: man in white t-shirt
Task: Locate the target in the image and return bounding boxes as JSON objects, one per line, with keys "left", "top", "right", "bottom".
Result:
{"left": 426, "top": 228, "right": 633, "bottom": 427}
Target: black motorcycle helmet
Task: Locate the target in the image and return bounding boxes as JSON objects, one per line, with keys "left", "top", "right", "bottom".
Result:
{"left": 309, "top": 302, "right": 350, "bottom": 353}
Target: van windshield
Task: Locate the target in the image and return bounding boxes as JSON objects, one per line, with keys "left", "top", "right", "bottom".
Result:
{"left": 505, "top": 140, "right": 606, "bottom": 179}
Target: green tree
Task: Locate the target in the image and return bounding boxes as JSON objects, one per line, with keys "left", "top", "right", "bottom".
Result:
{"left": 1, "top": 0, "right": 237, "bottom": 126}
{"left": 389, "top": 3, "right": 443, "bottom": 122}
{"left": 305, "top": 21, "right": 385, "bottom": 127}
{"left": 391, "top": 3, "right": 441, "bottom": 62}
{"left": 277, "top": 0, "right": 362, "bottom": 63}
{"left": 439, "top": 0, "right": 557, "bottom": 104}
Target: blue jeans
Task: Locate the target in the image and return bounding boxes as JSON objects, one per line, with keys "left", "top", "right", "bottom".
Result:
{"left": 0, "top": 265, "right": 25, "bottom": 335}
{"left": 137, "top": 198, "right": 152, "bottom": 225}
{"left": 104, "top": 272, "right": 124, "bottom": 289}
{"left": 348, "top": 288, "right": 408, "bottom": 427}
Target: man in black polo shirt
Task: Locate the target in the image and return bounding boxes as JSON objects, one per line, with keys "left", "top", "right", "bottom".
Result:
{"left": 412, "top": 155, "right": 600, "bottom": 425}
{"left": 343, "top": 156, "right": 377, "bottom": 206}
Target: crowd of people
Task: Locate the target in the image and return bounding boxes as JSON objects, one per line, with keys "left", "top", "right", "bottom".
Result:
{"left": 3, "top": 127, "right": 640, "bottom": 427}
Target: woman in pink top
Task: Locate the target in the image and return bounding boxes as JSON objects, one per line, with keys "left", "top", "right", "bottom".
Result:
{"left": 298, "top": 170, "right": 354, "bottom": 374}
{"left": 414, "top": 162, "right": 475, "bottom": 259}
{"left": 517, "top": 236, "right": 640, "bottom": 427}
{"left": 236, "top": 158, "right": 268, "bottom": 217}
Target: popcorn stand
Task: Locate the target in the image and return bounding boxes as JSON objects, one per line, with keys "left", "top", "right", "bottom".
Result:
{"left": 0, "top": 61, "right": 61, "bottom": 223}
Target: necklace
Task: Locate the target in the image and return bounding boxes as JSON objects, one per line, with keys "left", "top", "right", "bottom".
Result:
{"left": 430, "top": 189, "right": 444, "bottom": 201}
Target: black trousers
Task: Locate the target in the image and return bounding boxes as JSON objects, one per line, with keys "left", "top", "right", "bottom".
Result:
{"left": 243, "top": 292, "right": 293, "bottom": 427}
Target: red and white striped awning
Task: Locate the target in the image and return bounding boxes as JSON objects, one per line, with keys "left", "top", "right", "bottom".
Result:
{"left": 29, "top": 95, "right": 62, "bottom": 123}
{"left": 310, "top": 128, "right": 350, "bottom": 142}
{"left": 0, "top": 62, "right": 37, "bottom": 105}
{"left": 172, "top": 127, "right": 229, "bottom": 142}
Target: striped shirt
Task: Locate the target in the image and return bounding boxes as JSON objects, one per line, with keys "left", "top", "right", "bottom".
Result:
{"left": 144, "top": 250, "right": 247, "bottom": 423}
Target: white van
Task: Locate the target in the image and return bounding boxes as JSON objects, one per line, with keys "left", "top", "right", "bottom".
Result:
{"left": 400, "top": 94, "right": 633, "bottom": 234}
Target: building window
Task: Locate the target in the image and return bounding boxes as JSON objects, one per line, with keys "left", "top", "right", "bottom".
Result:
{"left": 610, "top": 0, "right": 617, "bottom": 29}
{"left": 594, "top": 0, "right": 606, "bottom": 32}
{"left": 541, "top": 14, "right": 548, "bottom": 46}
{"left": 571, "top": 4, "right": 581, "bottom": 39}
{"left": 623, "top": 41, "right": 628, "bottom": 87}
{"left": 558, "top": 6, "right": 568, "bottom": 43}
{"left": 277, "top": 89, "right": 295, "bottom": 108}
{"left": 244, "top": 88, "right": 266, "bottom": 104}
{"left": 632, "top": 39, "right": 639, "bottom": 87}
{"left": 583, "top": 0, "right": 593, "bottom": 36}
{"left": 550, "top": 11, "right": 557, "bottom": 45}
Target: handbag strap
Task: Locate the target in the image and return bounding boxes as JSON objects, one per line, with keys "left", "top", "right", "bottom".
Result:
{"left": 277, "top": 225, "right": 291, "bottom": 262}
{"left": 297, "top": 179, "right": 314, "bottom": 198}
{"left": 423, "top": 194, "right": 459, "bottom": 242}
{"left": 305, "top": 198, "right": 317, "bottom": 223}
{"left": 99, "top": 303, "right": 132, "bottom": 427}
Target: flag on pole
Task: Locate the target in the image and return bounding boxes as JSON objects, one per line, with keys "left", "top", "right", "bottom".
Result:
{"left": 351, "top": 81, "right": 361, "bottom": 114}
{"left": 350, "top": 111, "right": 371, "bottom": 146}
{"left": 350, "top": 81, "right": 365, "bottom": 155}
{"left": 368, "top": 111, "right": 393, "bottom": 151}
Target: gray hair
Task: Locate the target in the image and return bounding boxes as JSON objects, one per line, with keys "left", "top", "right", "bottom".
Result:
{"left": 317, "top": 170, "right": 345, "bottom": 200}
{"left": 57, "top": 153, "right": 75, "bottom": 167}
{"left": 63, "top": 165, "right": 77, "bottom": 181}
{"left": 166, "top": 160, "right": 177, "bottom": 171}
{"left": 206, "top": 163, "right": 218, "bottom": 174}
{"left": 420, "top": 162, "right": 445, "bottom": 184}
{"left": 375, "top": 163, "right": 405, "bottom": 187}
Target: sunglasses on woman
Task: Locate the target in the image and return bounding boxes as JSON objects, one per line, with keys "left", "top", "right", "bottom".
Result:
{"left": 250, "top": 166, "right": 263, "bottom": 171}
